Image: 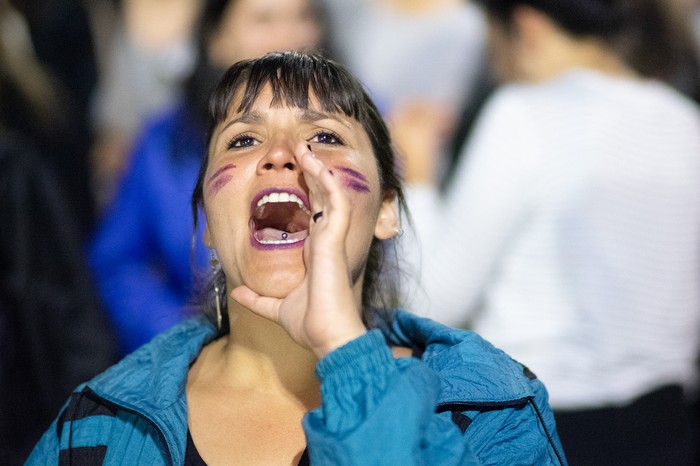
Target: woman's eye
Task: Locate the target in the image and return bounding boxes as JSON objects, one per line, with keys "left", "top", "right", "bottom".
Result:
{"left": 311, "top": 131, "right": 342, "bottom": 145}
{"left": 228, "top": 135, "right": 258, "bottom": 149}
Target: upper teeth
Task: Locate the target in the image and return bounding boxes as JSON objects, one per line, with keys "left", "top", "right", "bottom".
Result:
{"left": 256, "top": 192, "right": 310, "bottom": 215}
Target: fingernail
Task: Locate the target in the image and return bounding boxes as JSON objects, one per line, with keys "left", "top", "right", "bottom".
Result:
{"left": 307, "top": 144, "right": 316, "bottom": 157}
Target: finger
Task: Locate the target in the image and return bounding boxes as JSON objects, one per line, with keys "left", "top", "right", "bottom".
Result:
{"left": 313, "top": 164, "right": 350, "bottom": 238}
{"left": 230, "top": 285, "right": 281, "bottom": 323}
{"left": 294, "top": 143, "right": 328, "bottom": 217}
{"left": 294, "top": 143, "right": 324, "bottom": 178}
{"left": 294, "top": 144, "right": 349, "bottom": 230}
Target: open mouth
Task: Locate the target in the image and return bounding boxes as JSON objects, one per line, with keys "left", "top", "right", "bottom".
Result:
{"left": 250, "top": 190, "right": 311, "bottom": 247}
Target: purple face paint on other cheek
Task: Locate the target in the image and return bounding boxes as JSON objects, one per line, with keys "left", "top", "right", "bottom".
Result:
{"left": 333, "top": 165, "right": 367, "bottom": 181}
{"left": 345, "top": 179, "right": 371, "bottom": 193}
{"left": 209, "top": 163, "right": 237, "bottom": 181}
{"left": 207, "top": 163, "right": 236, "bottom": 196}
{"left": 209, "top": 174, "right": 234, "bottom": 195}
{"left": 333, "top": 165, "right": 370, "bottom": 193}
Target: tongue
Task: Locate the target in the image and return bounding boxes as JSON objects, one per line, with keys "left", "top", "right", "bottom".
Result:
{"left": 253, "top": 227, "right": 308, "bottom": 243}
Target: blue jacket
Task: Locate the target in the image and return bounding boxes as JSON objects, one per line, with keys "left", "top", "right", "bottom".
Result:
{"left": 27, "top": 311, "right": 567, "bottom": 465}
{"left": 89, "top": 103, "right": 209, "bottom": 355}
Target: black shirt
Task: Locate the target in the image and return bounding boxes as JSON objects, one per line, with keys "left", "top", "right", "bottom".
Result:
{"left": 185, "top": 429, "right": 310, "bottom": 465}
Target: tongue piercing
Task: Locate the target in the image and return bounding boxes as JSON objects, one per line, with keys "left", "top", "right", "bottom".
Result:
{"left": 281, "top": 232, "right": 288, "bottom": 240}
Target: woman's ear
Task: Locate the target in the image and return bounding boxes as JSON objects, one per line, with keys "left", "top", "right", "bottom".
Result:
{"left": 374, "top": 191, "right": 400, "bottom": 240}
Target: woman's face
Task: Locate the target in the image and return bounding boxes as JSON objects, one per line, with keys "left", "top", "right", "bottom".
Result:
{"left": 208, "top": 0, "right": 322, "bottom": 69}
{"left": 202, "top": 85, "right": 396, "bottom": 300}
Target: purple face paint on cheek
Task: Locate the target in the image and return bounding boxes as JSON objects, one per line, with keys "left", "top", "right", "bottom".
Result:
{"left": 333, "top": 165, "right": 367, "bottom": 181}
{"left": 345, "top": 179, "right": 371, "bottom": 193}
{"left": 209, "top": 163, "right": 237, "bottom": 180}
{"left": 207, "top": 163, "right": 236, "bottom": 196}
{"left": 209, "top": 175, "right": 234, "bottom": 195}
{"left": 333, "top": 165, "right": 371, "bottom": 193}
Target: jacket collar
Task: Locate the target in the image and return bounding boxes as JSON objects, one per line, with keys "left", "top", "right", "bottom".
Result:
{"left": 87, "top": 311, "right": 536, "bottom": 409}
{"left": 382, "top": 310, "right": 535, "bottom": 404}
{"left": 82, "top": 310, "right": 535, "bottom": 462}
{"left": 88, "top": 315, "right": 216, "bottom": 406}
{"left": 86, "top": 315, "right": 216, "bottom": 465}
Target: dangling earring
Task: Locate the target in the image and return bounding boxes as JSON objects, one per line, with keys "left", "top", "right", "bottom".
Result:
{"left": 210, "top": 249, "right": 223, "bottom": 330}
{"left": 214, "top": 283, "right": 222, "bottom": 330}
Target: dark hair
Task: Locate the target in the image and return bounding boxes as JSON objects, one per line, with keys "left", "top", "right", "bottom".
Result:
{"left": 474, "top": 0, "right": 626, "bottom": 37}
{"left": 474, "top": 0, "right": 700, "bottom": 97}
{"left": 191, "top": 51, "right": 407, "bottom": 332}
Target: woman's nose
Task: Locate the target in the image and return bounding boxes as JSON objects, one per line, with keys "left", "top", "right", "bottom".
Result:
{"left": 257, "top": 141, "right": 298, "bottom": 173}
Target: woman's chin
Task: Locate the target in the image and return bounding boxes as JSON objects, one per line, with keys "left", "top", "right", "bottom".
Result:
{"left": 246, "top": 270, "right": 304, "bottom": 299}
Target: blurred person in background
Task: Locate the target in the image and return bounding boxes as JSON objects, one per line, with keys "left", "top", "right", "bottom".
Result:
{"left": 89, "top": 0, "right": 329, "bottom": 356}
{"left": 0, "top": 2, "right": 117, "bottom": 463}
{"left": 27, "top": 50, "right": 566, "bottom": 466}
{"left": 2, "top": 0, "right": 98, "bottom": 236}
{"left": 89, "top": 0, "right": 203, "bottom": 208}
{"left": 323, "top": 0, "right": 488, "bottom": 183}
{"left": 401, "top": 0, "right": 700, "bottom": 464}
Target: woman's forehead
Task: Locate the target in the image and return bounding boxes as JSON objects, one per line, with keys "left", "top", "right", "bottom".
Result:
{"left": 231, "top": 82, "right": 318, "bottom": 110}
{"left": 224, "top": 86, "right": 355, "bottom": 126}
{"left": 230, "top": 74, "right": 365, "bottom": 117}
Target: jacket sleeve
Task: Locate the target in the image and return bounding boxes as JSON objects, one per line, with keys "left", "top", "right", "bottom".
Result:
{"left": 302, "top": 330, "right": 480, "bottom": 465}
{"left": 25, "top": 414, "right": 61, "bottom": 465}
{"left": 460, "top": 382, "right": 568, "bottom": 465}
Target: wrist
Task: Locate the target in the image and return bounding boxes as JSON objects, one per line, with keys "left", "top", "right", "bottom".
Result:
{"left": 313, "top": 325, "right": 367, "bottom": 359}
{"left": 315, "top": 329, "right": 394, "bottom": 382}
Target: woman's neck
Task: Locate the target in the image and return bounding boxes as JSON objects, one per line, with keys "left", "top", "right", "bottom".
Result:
{"left": 507, "top": 7, "right": 638, "bottom": 83}
{"left": 521, "top": 26, "right": 639, "bottom": 82}
{"left": 202, "top": 305, "right": 320, "bottom": 402}
{"left": 186, "top": 306, "right": 320, "bottom": 464}
{"left": 536, "top": 38, "right": 637, "bottom": 81}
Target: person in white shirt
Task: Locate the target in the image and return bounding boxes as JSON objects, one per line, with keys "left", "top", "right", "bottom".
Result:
{"left": 401, "top": 0, "right": 700, "bottom": 464}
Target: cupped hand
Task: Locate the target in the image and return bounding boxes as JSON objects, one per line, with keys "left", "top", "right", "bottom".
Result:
{"left": 230, "top": 143, "right": 367, "bottom": 358}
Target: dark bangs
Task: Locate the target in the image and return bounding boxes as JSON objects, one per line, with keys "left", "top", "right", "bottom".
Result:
{"left": 208, "top": 51, "right": 374, "bottom": 139}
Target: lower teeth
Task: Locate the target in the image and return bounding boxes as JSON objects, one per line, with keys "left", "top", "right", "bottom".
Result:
{"left": 258, "top": 238, "right": 297, "bottom": 245}
{"left": 253, "top": 227, "right": 308, "bottom": 244}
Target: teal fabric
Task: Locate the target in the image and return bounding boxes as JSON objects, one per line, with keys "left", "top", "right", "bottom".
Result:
{"left": 27, "top": 311, "right": 566, "bottom": 465}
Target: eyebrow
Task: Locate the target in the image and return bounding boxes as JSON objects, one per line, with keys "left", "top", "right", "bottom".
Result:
{"left": 298, "top": 109, "right": 353, "bottom": 129}
{"left": 220, "top": 108, "right": 354, "bottom": 133}
{"left": 220, "top": 111, "right": 266, "bottom": 132}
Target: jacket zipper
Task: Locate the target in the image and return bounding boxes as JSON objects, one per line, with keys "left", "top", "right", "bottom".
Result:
{"left": 77, "top": 388, "right": 175, "bottom": 466}
{"left": 436, "top": 396, "right": 531, "bottom": 411}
